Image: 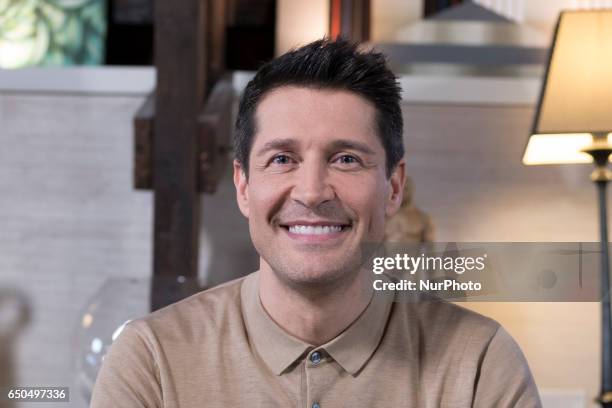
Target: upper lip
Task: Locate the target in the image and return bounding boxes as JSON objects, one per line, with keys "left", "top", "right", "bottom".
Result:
{"left": 280, "top": 220, "right": 351, "bottom": 227}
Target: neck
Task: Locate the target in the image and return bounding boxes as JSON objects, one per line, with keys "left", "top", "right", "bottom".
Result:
{"left": 259, "top": 265, "right": 372, "bottom": 346}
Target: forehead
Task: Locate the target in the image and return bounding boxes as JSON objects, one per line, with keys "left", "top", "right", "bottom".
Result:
{"left": 252, "top": 86, "right": 380, "bottom": 149}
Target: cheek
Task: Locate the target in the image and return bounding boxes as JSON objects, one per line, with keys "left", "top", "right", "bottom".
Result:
{"left": 246, "top": 175, "right": 288, "bottom": 222}
{"left": 337, "top": 176, "right": 389, "bottom": 223}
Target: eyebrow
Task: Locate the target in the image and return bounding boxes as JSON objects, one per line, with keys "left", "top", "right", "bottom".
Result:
{"left": 255, "top": 138, "right": 299, "bottom": 158}
{"left": 254, "top": 137, "right": 377, "bottom": 158}
{"left": 328, "top": 139, "right": 376, "bottom": 155}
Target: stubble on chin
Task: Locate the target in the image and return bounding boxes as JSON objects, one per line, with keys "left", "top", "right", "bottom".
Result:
{"left": 259, "top": 249, "right": 367, "bottom": 298}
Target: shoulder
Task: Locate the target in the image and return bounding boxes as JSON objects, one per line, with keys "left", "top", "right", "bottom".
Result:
{"left": 401, "top": 297, "right": 501, "bottom": 342}
{"left": 401, "top": 299, "right": 541, "bottom": 406}
{"left": 128, "top": 274, "right": 249, "bottom": 345}
{"left": 387, "top": 296, "right": 506, "bottom": 367}
{"left": 92, "top": 274, "right": 253, "bottom": 407}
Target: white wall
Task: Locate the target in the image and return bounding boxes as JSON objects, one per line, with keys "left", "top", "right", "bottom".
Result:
{"left": 523, "top": 0, "right": 579, "bottom": 32}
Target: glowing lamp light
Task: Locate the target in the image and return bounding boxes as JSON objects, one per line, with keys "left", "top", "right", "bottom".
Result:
{"left": 522, "top": 10, "right": 612, "bottom": 406}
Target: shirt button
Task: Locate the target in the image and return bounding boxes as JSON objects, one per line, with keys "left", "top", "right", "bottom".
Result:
{"left": 312, "top": 403, "right": 321, "bottom": 408}
{"left": 310, "top": 351, "right": 322, "bottom": 365}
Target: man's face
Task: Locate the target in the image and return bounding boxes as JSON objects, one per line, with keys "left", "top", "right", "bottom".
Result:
{"left": 234, "top": 86, "right": 405, "bottom": 289}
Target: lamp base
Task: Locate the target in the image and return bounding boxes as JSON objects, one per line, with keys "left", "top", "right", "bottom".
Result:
{"left": 585, "top": 145, "right": 612, "bottom": 408}
{"left": 596, "top": 391, "right": 612, "bottom": 407}
{"left": 591, "top": 166, "right": 612, "bottom": 183}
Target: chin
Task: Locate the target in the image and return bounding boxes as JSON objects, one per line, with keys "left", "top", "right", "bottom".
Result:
{"left": 272, "top": 255, "right": 363, "bottom": 290}
{"left": 256, "top": 236, "right": 367, "bottom": 288}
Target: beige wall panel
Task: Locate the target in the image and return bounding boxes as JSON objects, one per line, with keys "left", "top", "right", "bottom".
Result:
{"left": 276, "top": 0, "right": 329, "bottom": 55}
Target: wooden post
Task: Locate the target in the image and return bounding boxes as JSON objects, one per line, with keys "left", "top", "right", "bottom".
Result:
{"left": 329, "top": 0, "right": 370, "bottom": 42}
{"left": 152, "top": 0, "right": 205, "bottom": 291}
{"left": 206, "top": 0, "right": 227, "bottom": 88}
{"left": 129, "top": 0, "right": 232, "bottom": 309}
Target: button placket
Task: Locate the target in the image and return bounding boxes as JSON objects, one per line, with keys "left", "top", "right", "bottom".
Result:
{"left": 306, "top": 350, "right": 324, "bottom": 408}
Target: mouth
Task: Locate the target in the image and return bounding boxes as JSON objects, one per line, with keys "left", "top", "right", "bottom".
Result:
{"left": 279, "top": 221, "right": 352, "bottom": 242}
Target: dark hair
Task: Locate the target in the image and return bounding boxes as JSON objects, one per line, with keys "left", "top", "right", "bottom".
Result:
{"left": 234, "top": 38, "right": 404, "bottom": 178}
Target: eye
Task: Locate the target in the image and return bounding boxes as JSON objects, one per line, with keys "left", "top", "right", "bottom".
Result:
{"left": 270, "top": 154, "right": 295, "bottom": 166}
{"left": 332, "top": 154, "right": 362, "bottom": 168}
{"left": 336, "top": 155, "right": 357, "bottom": 164}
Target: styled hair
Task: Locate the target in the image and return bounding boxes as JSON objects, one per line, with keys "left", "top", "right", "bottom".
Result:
{"left": 234, "top": 38, "right": 404, "bottom": 178}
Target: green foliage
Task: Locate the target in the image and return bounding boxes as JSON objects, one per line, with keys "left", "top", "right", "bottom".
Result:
{"left": 0, "top": 0, "right": 107, "bottom": 68}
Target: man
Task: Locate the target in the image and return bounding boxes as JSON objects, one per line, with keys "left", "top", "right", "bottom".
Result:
{"left": 91, "top": 39, "right": 541, "bottom": 408}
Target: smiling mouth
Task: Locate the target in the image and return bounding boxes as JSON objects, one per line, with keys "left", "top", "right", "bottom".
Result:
{"left": 278, "top": 222, "right": 352, "bottom": 242}
{"left": 285, "top": 224, "right": 349, "bottom": 235}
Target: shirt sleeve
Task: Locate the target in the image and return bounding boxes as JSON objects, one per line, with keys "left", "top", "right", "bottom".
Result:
{"left": 90, "top": 320, "right": 163, "bottom": 408}
{"left": 472, "top": 326, "right": 542, "bottom": 408}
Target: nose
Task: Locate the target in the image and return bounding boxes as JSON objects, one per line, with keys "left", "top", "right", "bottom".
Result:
{"left": 290, "top": 161, "right": 335, "bottom": 209}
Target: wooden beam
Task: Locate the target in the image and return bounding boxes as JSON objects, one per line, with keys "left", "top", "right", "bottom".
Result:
{"left": 132, "top": 80, "right": 233, "bottom": 193}
{"left": 141, "top": 79, "right": 232, "bottom": 311}
{"left": 330, "top": 0, "right": 343, "bottom": 39}
{"left": 206, "top": 0, "right": 227, "bottom": 88}
{"left": 329, "top": 0, "right": 370, "bottom": 42}
{"left": 133, "top": 92, "right": 154, "bottom": 190}
{"left": 197, "top": 78, "right": 234, "bottom": 194}
{"left": 152, "top": 0, "right": 205, "bottom": 283}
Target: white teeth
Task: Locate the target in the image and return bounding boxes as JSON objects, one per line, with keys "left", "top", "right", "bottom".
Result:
{"left": 288, "top": 225, "right": 344, "bottom": 235}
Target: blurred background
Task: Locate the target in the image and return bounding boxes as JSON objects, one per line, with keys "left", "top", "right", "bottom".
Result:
{"left": 1, "top": 0, "right": 610, "bottom": 407}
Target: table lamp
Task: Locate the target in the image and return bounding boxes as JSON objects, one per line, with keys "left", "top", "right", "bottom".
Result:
{"left": 522, "top": 9, "right": 612, "bottom": 407}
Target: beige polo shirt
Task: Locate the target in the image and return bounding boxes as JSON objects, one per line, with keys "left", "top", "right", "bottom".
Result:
{"left": 91, "top": 271, "right": 541, "bottom": 408}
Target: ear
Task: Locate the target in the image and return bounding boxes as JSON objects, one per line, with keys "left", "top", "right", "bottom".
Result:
{"left": 385, "top": 159, "right": 406, "bottom": 218}
{"left": 233, "top": 160, "right": 249, "bottom": 218}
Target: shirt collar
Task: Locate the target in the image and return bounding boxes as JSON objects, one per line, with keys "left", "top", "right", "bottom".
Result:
{"left": 241, "top": 272, "right": 311, "bottom": 375}
{"left": 323, "top": 279, "right": 393, "bottom": 375}
{"left": 240, "top": 271, "right": 393, "bottom": 376}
